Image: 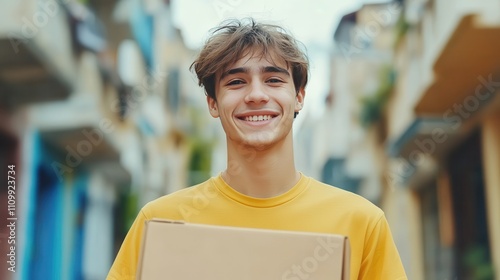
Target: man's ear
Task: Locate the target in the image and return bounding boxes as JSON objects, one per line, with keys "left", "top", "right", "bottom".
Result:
{"left": 207, "top": 96, "right": 219, "bottom": 118}
{"left": 295, "top": 88, "right": 305, "bottom": 113}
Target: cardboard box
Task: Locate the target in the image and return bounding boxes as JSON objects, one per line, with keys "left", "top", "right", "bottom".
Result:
{"left": 137, "top": 219, "right": 350, "bottom": 280}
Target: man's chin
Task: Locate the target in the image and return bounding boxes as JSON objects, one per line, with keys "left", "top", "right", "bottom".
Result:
{"left": 240, "top": 134, "right": 277, "bottom": 151}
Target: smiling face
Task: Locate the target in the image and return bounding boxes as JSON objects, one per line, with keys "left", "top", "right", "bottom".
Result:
{"left": 207, "top": 49, "right": 305, "bottom": 150}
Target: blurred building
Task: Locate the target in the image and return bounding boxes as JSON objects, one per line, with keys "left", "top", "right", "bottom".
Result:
{"left": 296, "top": 1, "right": 399, "bottom": 222}
{"left": 296, "top": 0, "right": 500, "bottom": 279}
{"left": 387, "top": 0, "right": 500, "bottom": 279}
{"left": 0, "top": 0, "right": 212, "bottom": 279}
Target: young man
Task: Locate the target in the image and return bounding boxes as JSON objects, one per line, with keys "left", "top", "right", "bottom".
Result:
{"left": 107, "top": 19, "right": 407, "bottom": 280}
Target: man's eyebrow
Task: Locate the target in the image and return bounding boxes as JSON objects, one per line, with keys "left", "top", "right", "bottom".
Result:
{"left": 262, "top": 66, "right": 290, "bottom": 76}
{"left": 219, "top": 65, "right": 290, "bottom": 81}
{"left": 220, "top": 67, "right": 248, "bottom": 80}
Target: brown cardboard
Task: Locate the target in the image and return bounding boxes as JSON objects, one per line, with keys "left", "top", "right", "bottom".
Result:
{"left": 137, "top": 219, "right": 350, "bottom": 280}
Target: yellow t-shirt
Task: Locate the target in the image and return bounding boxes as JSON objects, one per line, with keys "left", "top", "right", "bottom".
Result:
{"left": 107, "top": 174, "right": 407, "bottom": 280}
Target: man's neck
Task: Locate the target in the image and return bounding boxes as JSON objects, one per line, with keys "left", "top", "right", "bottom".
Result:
{"left": 222, "top": 136, "right": 300, "bottom": 198}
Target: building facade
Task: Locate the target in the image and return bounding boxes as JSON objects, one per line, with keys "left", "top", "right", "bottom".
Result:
{"left": 296, "top": 1, "right": 500, "bottom": 279}
{"left": 0, "top": 1, "right": 210, "bottom": 279}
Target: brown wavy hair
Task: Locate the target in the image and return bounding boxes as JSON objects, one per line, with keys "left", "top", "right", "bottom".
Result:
{"left": 190, "top": 18, "right": 309, "bottom": 101}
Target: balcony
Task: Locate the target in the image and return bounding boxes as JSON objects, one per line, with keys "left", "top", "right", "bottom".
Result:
{"left": 0, "top": 1, "right": 75, "bottom": 108}
{"left": 29, "top": 52, "right": 130, "bottom": 184}
{"left": 386, "top": 0, "right": 500, "bottom": 178}
{"left": 415, "top": 0, "right": 500, "bottom": 115}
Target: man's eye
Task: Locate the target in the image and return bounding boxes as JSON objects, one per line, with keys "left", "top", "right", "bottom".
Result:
{"left": 227, "top": 80, "right": 245, "bottom": 86}
{"left": 267, "top": 78, "right": 283, "bottom": 83}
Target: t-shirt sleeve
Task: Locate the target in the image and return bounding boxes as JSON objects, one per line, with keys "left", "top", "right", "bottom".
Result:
{"left": 358, "top": 214, "right": 408, "bottom": 280}
{"left": 106, "top": 210, "right": 148, "bottom": 280}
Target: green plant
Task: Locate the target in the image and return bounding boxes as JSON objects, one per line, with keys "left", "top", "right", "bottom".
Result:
{"left": 393, "top": 12, "right": 411, "bottom": 48}
{"left": 124, "top": 192, "right": 139, "bottom": 230}
{"left": 463, "top": 245, "right": 494, "bottom": 280}
{"left": 359, "top": 66, "right": 395, "bottom": 128}
{"left": 186, "top": 108, "right": 216, "bottom": 186}
{"left": 187, "top": 137, "right": 214, "bottom": 185}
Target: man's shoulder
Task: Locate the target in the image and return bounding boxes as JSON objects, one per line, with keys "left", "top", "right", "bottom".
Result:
{"left": 307, "top": 176, "right": 383, "bottom": 217}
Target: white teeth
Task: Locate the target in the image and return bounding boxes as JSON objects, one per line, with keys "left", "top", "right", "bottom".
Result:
{"left": 244, "top": 115, "right": 273, "bottom": 122}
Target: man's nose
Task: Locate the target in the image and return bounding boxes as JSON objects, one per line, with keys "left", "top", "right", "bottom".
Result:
{"left": 244, "top": 81, "right": 270, "bottom": 104}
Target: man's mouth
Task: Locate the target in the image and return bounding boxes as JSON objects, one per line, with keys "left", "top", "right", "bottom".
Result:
{"left": 241, "top": 115, "right": 275, "bottom": 122}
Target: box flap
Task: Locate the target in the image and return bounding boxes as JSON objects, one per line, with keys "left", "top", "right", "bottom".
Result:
{"left": 137, "top": 219, "right": 350, "bottom": 280}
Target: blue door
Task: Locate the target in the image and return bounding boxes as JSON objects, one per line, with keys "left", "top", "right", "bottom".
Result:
{"left": 29, "top": 163, "right": 63, "bottom": 280}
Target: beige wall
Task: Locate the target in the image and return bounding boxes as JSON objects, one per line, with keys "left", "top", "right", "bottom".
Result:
{"left": 481, "top": 112, "right": 500, "bottom": 280}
